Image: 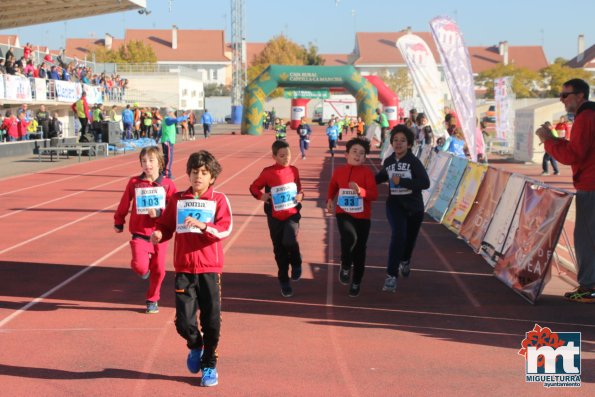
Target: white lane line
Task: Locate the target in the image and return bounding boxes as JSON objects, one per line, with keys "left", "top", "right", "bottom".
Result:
{"left": 0, "top": 202, "right": 118, "bottom": 256}
{"left": 319, "top": 262, "right": 492, "bottom": 277}
{"left": 0, "top": 241, "right": 129, "bottom": 328}
{"left": 0, "top": 134, "right": 251, "bottom": 218}
{"left": 0, "top": 137, "right": 272, "bottom": 329}
{"left": 223, "top": 297, "right": 595, "bottom": 329}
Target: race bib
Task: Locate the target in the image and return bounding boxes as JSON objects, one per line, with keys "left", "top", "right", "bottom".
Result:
{"left": 337, "top": 188, "right": 363, "bottom": 213}
{"left": 135, "top": 186, "right": 166, "bottom": 214}
{"left": 388, "top": 170, "right": 413, "bottom": 195}
{"left": 176, "top": 199, "right": 216, "bottom": 234}
{"left": 271, "top": 182, "right": 298, "bottom": 211}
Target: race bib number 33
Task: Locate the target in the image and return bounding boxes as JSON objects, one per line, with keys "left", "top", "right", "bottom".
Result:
{"left": 135, "top": 186, "right": 166, "bottom": 214}
{"left": 338, "top": 188, "right": 363, "bottom": 213}
{"left": 176, "top": 199, "right": 217, "bottom": 233}
{"left": 271, "top": 183, "right": 298, "bottom": 211}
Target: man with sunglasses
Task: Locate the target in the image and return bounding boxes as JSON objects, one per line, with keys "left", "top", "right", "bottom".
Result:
{"left": 536, "top": 78, "right": 595, "bottom": 303}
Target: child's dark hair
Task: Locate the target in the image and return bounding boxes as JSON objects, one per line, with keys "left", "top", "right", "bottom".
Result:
{"left": 272, "top": 139, "right": 290, "bottom": 155}
{"left": 346, "top": 137, "right": 370, "bottom": 154}
{"left": 186, "top": 150, "right": 222, "bottom": 179}
{"left": 390, "top": 124, "right": 415, "bottom": 146}
{"left": 139, "top": 146, "right": 165, "bottom": 173}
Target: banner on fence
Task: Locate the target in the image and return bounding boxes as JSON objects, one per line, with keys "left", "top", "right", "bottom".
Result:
{"left": 423, "top": 151, "right": 452, "bottom": 207}
{"left": 442, "top": 162, "right": 488, "bottom": 233}
{"left": 54, "top": 80, "right": 80, "bottom": 102}
{"left": 0, "top": 76, "right": 4, "bottom": 99}
{"left": 494, "top": 77, "right": 515, "bottom": 140}
{"left": 3, "top": 74, "right": 32, "bottom": 101}
{"left": 459, "top": 167, "right": 511, "bottom": 252}
{"left": 427, "top": 155, "right": 468, "bottom": 222}
{"left": 430, "top": 16, "right": 477, "bottom": 161}
{"left": 84, "top": 84, "right": 103, "bottom": 104}
{"left": 481, "top": 173, "right": 526, "bottom": 265}
{"left": 494, "top": 184, "right": 573, "bottom": 303}
{"left": 33, "top": 78, "right": 47, "bottom": 101}
{"left": 419, "top": 145, "right": 433, "bottom": 167}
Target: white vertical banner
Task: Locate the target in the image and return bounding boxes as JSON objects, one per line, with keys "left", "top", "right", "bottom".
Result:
{"left": 494, "top": 77, "right": 515, "bottom": 140}
{"left": 430, "top": 16, "right": 478, "bottom": 161}
{"left": 396, "top": 33, "right": 447, "bottom": 138}
{"left": 3, "top": 74, "right": 32, "bottom": 101}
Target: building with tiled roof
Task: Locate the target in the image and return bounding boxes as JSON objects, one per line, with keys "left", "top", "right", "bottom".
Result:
{"left": 320, "top": 53, "right": 349, "bottom": 66}
{"left": 66, "top": 27, "right": 231, "bottom": 86}
{"left": 349, "top": 31, "right": 548, "bottom": 75}
{"left": 566, "top": 35, "right": 595, "bottom": 74}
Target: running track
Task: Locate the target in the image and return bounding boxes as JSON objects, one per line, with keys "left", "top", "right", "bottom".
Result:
{"left": 0, "top": 128, "right": 593, "bottom": 396}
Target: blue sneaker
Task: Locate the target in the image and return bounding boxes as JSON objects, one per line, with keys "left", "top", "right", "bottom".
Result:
{"left": 201, "top": 367, "right": 218, "bottom": 387}
{"left": 145, "top": 301, "right": 159, "bottom": 314}
{"left": 186, "top": 348, "right": 203, "bottom": 374}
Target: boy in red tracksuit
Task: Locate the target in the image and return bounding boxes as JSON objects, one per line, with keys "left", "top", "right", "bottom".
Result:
{"left": 114, "top": 146, "right": 177, "bottom": 314}
{"left": 327, "top": 137, "right": 378, "bottom": 297}
{"left": 1, "top": 110, "right": 18, "bottom": 141}
{"left": 152, "top": 150, "right": 232, "bottom": 387}
{"left": 249, "top": 140, "right": 304, "bottom": 298}
{"left": 17, "top": 113, "right": 30, "bottom": 140}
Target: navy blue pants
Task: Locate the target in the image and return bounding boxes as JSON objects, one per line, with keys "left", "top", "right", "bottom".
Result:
{"left": 385, "top": 202, "right": 424, "bottom": 277}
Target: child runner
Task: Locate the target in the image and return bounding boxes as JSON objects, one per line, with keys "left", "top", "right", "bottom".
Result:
{"left": 114, "top": 146, "right": 177, "bottom": 313}
{"left": 326, "top": 138, "right": 378, "bottom": 297}
{"left": 356, "top": 116, "right": 365, "bottom": 137}
{"left": 151, "top": 150, "right": 232, "bottom": 387}
{"left": 296, "top": 116, "right": 312, "bottom": 159}
{"left": 326, "top": 118, "right": 339, "bottom": 157}
{"left": 375, "top": 125, "right": 430, "bottom": 292}
{"left": 274, "top": 118, "right": 288, "bottom": 141}
{"left": 249, "top": 140, "right": 304, "bottom": 297}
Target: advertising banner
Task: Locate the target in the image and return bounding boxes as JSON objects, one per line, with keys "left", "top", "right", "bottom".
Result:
{"left": 419, "top": 145, "right": 433, "bottom": 167}
{"left": 54, "top": 80, "right": 80, "bottom": 102}
{"left": 430, "top": 16, "right": 478, "bottom": 161}
{"left": 442, "top": 162, "right": 488, "bottom": 233}
{"left": 83, "top": 84, "right": 103, "bottom": 104}
{"left": 494, "top": 184, "right": 573, "bottom": 303}
{"left": 396, "top": 33, "right": 447, "bottom": 137}
{"left": 423, "top": 151, "right": 452, "bottom": 207}
{"left": 481, "top": 173, "right": 526, "bottom": 265}
{"left": 459, "top": 167, "right": 511, "bottom": 252}
{"left": 3, "top": 74, "right": 32, "bottom": 101}
{"left": 0, "top": 76, "right": 4, "bottom": 99}
{"left": 426, "top": 155, "right": 468, "bottom": 222}
{"left": 284, "top": 89, "right": 330, "bottom": 99}
{"left": 33, "top": 78, "right": 47, "bottom": 101}
{"left": 494, "top": 77, "right": 515, "bottom": 140}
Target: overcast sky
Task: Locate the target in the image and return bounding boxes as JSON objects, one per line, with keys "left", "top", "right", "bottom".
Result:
{"left": 2, "top": 0, "right": 593, "bottom": 62}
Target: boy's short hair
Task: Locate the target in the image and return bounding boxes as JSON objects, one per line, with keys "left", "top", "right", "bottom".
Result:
{"left": 271, "top": 140, "right": 290, "bottom": 156}
{"left": 390, "top": 124, "right": 415, "bottom": 146}
{"left": 346, "top": 137, "right": 371, "bottom": 154}
{"left": 186, "top": 150, "right": 222, "bottom": 179}
{"left": 139, "top": 146, "right": 165, "bottom": 173}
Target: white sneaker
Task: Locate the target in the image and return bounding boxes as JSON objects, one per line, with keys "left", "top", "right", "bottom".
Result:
{"left": 382, "top": 275, "right": 397, "bottom": 292}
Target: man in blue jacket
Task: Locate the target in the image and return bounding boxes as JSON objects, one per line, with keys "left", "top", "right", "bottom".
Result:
{"left": 200, "top": 109, "right": 213, "bottom": 139}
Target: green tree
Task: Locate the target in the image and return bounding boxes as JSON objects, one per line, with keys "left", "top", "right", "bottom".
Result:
{"left": 540, "top": 58, "right": 595, "bottom": 97}
{"left": 378, "top": 68, "right": 413, "bottom": 98}
{"left": 204, "top": 83, "right": 231, "bottom": 97}
{"left": 89, "top": 40, "right": 157, "bottom": 64}
{"left": 475, "top": 64, "right": 541, "bottom": 98}
{"left": 247, "top": 35, "right": 324, "bottom": 97}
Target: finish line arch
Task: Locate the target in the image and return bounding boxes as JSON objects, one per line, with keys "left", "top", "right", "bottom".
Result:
{"left": 241, "top": 65, "right": 379, "bottom": 135}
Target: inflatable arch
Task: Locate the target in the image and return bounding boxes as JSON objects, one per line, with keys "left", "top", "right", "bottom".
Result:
{"left": 241, "top": 65, "right": 379, "bottom": 135}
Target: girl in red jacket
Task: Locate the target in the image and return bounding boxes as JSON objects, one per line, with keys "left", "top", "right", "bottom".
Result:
{"left": 326, "top": 137, "right": 378, "bottom": 297}
{"left": 114, "top": 146, "right": 177, "bottom": 314}
{"left": 152, "top": 150, "right": 232, "bottom": 387}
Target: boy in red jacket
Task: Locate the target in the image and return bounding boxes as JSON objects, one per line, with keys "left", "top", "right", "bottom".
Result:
{"left": 152, "top": 150, "right": 232, "bottom": 387}
{"left": 327, "top": 138, "right": 378, "bottom": 297}
{"left": 250, "top": 140, "right": 304, "bottom": 298}
{"left": 114, "top": 146, "right": 177, "bottom": 314}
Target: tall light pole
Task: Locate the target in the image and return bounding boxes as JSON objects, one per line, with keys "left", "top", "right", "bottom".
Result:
{"left": 231, "top": 0, "right": 246, "bottom": 123}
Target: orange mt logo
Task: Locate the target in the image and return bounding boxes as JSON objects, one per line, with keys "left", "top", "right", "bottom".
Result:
{"left": 519, "top": 324, "right": 581, "bottom": 388}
